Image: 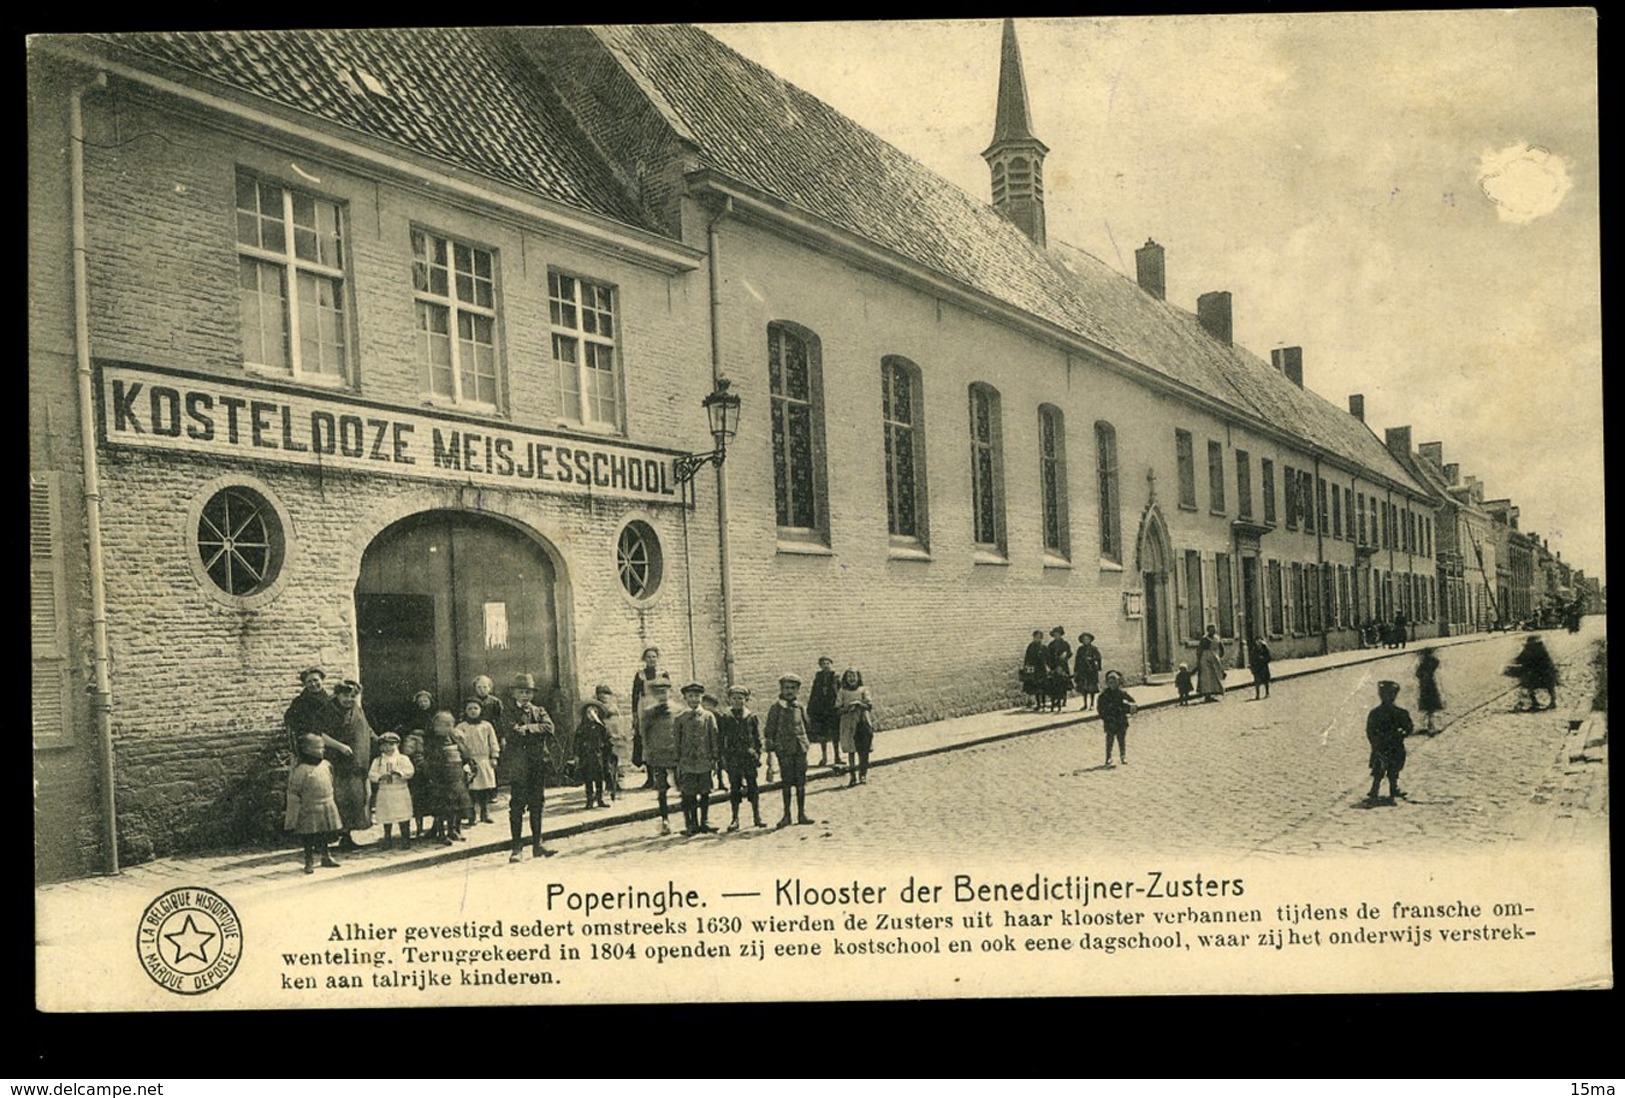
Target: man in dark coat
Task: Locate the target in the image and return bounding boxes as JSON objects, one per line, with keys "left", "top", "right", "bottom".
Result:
{"left": 497, "top": 672, "right": 557, "bottom": 861}
{"left": 1364, "top": 680, "right": 1413, "bottom": 805}
{"left": 283, "top": 667, "right": 344, "bottom": 757}
{"left": 329, "top": 679, "right": 376, "bottom": 848}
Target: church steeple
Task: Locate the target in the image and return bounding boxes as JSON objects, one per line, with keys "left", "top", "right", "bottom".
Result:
{"left": 982, "top": 18, "right": 1049, "bottom": 247}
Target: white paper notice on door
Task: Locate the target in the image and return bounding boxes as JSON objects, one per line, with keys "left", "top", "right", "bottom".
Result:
{"left": 483, "top": 601, "right": 509, "bottom": 650}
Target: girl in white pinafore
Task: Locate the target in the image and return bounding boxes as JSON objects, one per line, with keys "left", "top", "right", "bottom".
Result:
{"left": 455, "top": 698, "right": 501, "bottom": 825}
{"left": 367, "top": 732, "right": 416, "bottom": 849}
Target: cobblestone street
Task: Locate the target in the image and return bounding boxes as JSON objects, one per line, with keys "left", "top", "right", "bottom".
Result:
{"left": 318, "top": 623, "right": 1605, "bottom": 886}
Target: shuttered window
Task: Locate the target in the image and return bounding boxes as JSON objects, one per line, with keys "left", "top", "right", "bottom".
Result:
{"left": 31, "top": 472, "right": 73, "bottom": 746}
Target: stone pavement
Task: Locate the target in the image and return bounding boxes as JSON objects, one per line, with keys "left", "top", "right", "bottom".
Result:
{"left": 36, "top": 624, "right": 1602, "bottom": 900}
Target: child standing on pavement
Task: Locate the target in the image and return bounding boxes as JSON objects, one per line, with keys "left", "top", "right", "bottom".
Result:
{"left": 675, "top": 682, "right": 721, "bottom": 835}
{"left": 1097, "top": 670, "right": 1137, "bottom": 768}
{"left": 1174, "top": 664, "right": 1193, "bottom": 706}
{"left": 718, "top": 685, "right": 765, "bottom": 830}
{"left": 367, "top": 731, "right": 415, "bottom": 850}
{"left": 1414, "top": 647, "right": 1444, "bottom": 734}
{"left": 424, "top": 710, "right": 472, "bottom": 844}
{"left": 837, "top": 668, "right": 876, "bottom": 787}
{"left": 1251, "top": 638, "right": 1273, "bottom": 700}
{"left": 1364, "top": 680, "right": 1413, "bottom": 805}
{"left": 285, "top": 733, "right": 344, "bottom": 874}
{"left": 574, "top": 699, "right": 614, "bottom": 809}
{"left": 455, "top": 698, "right": 500, "bottom": 826}
{"left": 765, "top": 674, "right": 814, "bottom": 827}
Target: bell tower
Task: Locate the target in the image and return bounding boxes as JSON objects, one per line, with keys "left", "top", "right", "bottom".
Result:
{"left": 982, "top": 18, "right": 1049, "bottom": 247}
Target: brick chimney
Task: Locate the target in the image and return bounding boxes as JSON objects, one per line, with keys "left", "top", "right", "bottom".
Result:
{"left": 1135, "top": 239, "right": 1166, "bottom": 300}
{"left": 1197, "top": 292, "right": 1232, "bottom": 344}
{"left": 1384, "top": 425, "right": 1412, "bottom": 460}
{"left": 1348, "top": 394, "right": 1365, "bottom": 422}
{"left": 1443, "top": 463, "right": 1460, "bottom": 486}
{"left": 1418, "top": 441, "right": 1443, "bottom": 469}
{"left": 1271, "top": 346, "right": 1304, "bottom": 387}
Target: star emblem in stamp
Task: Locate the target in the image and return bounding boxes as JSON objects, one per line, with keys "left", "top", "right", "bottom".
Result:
{"left": 136, "top": 887, "right": 244, "bottom": 995}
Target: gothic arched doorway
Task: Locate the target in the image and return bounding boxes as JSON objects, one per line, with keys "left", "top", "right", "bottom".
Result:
{"left": 1136, "top": 507, "right": 1175, "bottom": 675}
{"left": 354, "top": 511, "right": 566, "bottom": 736}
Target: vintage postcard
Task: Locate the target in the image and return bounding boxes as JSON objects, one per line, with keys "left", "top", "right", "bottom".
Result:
{"left": 30, "top": 13, "right": 1605, "bottom": 1009}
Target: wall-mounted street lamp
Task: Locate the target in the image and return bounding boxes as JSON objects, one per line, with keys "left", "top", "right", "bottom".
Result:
{"left": 673, "top": 378, "right": 742, "bottom": 484}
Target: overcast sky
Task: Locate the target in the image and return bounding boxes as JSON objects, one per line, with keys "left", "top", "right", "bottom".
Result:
{"left": 704, "top": 13, "right": 1603, "bottom": 584}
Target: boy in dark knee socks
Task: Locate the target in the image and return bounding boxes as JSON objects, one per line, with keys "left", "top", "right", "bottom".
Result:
{"left": 765, "top": 674, "right": 813, "bottom": 827}
{"left": 718, "top": 685, "right": 765, "bottom": 830}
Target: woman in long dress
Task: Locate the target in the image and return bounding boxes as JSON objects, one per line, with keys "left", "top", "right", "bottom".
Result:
{"left": 1021, "top": 630, "right": 1048, "bottom": 711}
{"left": 1196, "top": 624, "right": 1226, "bottom": 701}
{"left": 1045, "top": 627, "right": 1072, "bottom": 712}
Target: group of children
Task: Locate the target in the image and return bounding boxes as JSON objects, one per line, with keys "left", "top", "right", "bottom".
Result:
{"left": 1020, "top": 628, "right": 1105, "bottom": 713}
{"left": 635, "top": 668, "right": 877, "bottom": 837}
{"left": 284, "top": 661, "right": 882, "bottom": 869}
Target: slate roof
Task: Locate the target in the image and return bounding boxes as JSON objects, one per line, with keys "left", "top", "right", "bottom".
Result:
{"left": 597, "top": 24, "right": 1428, "bottom": 492}
{"left": 96, "top": 28, "right": 652, "bottom": 231}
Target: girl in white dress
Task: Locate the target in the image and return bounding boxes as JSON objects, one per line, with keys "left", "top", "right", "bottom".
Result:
{"left": 368, "top": 732, "right": 416, "bottom": 849}
{"left": 455, "top": 698, "right": 501, "bottom": 825}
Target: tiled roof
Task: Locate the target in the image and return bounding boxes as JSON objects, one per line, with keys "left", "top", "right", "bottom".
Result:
{"left": 97, "top": 28, "right": 652, "bottom": 231}
{"left": 598, "top": 24, "right": 1428, "bottom": 492}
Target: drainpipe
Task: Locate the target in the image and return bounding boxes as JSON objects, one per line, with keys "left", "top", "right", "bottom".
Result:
{"left": 1312, "top": 455, "right": 1328, "bottom": 655}
{"left": 69, "top": 70, "right": 119, "bottom": 874}
{"left": 707, "top": 197, "right": 737, "bottom": 687}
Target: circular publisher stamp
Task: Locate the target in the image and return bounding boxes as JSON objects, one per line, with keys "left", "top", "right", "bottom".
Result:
{"left": 136, "top": 886, "right": 244, "bottom": 995}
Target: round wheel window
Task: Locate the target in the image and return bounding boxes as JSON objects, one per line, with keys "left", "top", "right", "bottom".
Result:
{"left": 616, "top": 520, "right": 663, "bottom": 601}
{"left": 196, "top": 486, "right": 285, "bottom": 597}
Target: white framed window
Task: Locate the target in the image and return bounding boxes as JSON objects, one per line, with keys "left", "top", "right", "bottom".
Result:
{"left": 969, "top": 383, "right": 1006, "bottom": 553}
{"left": 412, "top": 228, "right": 499, "bottom": 408}
{"left": 550, "top": 270, "right": 621, "bottom": 430}
{"left": 768, "top": 323, "right": 828, "bottom": 541}
{"left": 616, "top": 520, "right": 663, "bottom": 601}
{"left": 1038, "top": 404, "right": 1069, "bottom": 558}
{"left": 235, "top": 170, "right": 348, "bottom": 384}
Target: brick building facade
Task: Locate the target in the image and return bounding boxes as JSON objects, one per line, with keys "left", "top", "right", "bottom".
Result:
{"left": 33, "top": 24, "right": 1445, "bottom": 878}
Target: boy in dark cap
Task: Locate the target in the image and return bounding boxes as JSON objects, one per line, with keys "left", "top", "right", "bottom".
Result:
{"left": 1364, "top": 680, "right": 1413, "bottom": 806}
{"left": 765, "top": 674, "right": 813, "bottom": 827}
{"left": 496, "top": 675, "right": 557, "bottom": 861}
{"left": 718, "top": 685, "right": 765, "bottom": 830}
{"left": 675, "top": 682, "right": 720, "bottom": 835}
{"left": 641, "top": 674, "right": 679, "bottom": 835}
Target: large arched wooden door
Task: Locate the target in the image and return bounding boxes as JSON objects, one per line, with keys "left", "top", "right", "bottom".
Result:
{"left": 355, "top": 512, "right": 562, "bottom": 736}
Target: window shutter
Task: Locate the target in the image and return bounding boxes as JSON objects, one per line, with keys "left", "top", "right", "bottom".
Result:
{"left": 31, "top": 472, "right": 73, "bottom": 746}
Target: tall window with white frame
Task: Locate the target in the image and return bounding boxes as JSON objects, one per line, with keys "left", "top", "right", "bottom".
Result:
{"left": 550, "top": 271, "right": 620, "bottom": 430}
{"left": 881, "top": 357, "right": 926, "bottom": 547}
{"left": 1236, "top": 450, "right": 1253, "bottom": 519}
{"left": 1038, "top": 405, "right": 1068, "bottom": 559}
{"left": 236, "top": 170, "right": 347, "bottom": 383}
{"left": 969, "top": 384, "right": 1005, "bottom": 553}
{"left": 1094, "top": 421, "right": 1120, "bottom": 563}
{"left": 768, "top": 324, "right": 824, "bottom": 537}
{"left": 1262, "top": 458, "right": 1277, "bottom": 524}
{"left": 1208, "top": 440, "right": 1226, "bottom": 513}
{"left": 412, "top": 228, "right": 498, "bottom": 408}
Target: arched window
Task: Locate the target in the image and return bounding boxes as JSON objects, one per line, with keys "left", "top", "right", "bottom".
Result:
{"left": 882, "top": 356, "right": 928, "bottom": 546}
{"left": 1038, "top": 404, "right": 1068, "bottom": 559}
{"left": 768, "top": 323, "right": 827, "bottom": 540}
{"left": 1095, "top": 421, "right": 1120, "bottom": 562}
{"left": 968, "top": 383, "right": 1005, "bottom": 553}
